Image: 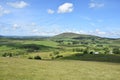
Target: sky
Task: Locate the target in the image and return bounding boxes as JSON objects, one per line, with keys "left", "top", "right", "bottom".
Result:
{"left": 0, "top": 0, "right": 120, "bottom": 38}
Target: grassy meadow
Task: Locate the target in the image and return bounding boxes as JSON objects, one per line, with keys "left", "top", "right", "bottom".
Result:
{"left": 0, "top": 57, "right": 120, "bottom": 80}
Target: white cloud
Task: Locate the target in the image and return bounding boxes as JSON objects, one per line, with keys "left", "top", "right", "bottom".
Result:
{"left": 0, "top": 5, "right": 10, "bottom": 16}
{"left": 13, "top": 24, "right": 20, "bottom": 30}
{"left": 32, "top": 29, "right": 38, "bottom": 33}
{"left": 94, "top": 29, "right": 106, "bottom": 35}
{"left": 47, "top": 9, "right": 54, "bottom": 14}
{"left": 89, "top": 2, "right": 104, "bottom": 8}
{"left": 7, "top": 1, "right": 28, "bottom": 8}
{"left": 31, "top": 22, "right": 37, "bottom": 26}
{"left": 57, "top": 3, "right": 73, "bottom": 13}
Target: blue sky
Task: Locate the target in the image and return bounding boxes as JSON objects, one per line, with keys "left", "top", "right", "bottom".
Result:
{"left": 0, "top": 0, "right": 120, "bottom": 38}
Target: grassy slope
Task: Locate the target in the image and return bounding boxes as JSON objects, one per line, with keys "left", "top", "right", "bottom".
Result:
{"left": 52, "top": 32, "right": 120, "bottom": 45}
{"left": 0, "top": 57, "right": 120, "bottom": 80}
{"left": 0, "top": 39, "right": 58, "bottom": 56}
{"left": 53, "top": 32, "right": 81, "bottom": 39}
{"left": 22, "top": 40, "right": 58, "bottom": 47}
{"left": 52, "top": 32, "right": 100, "bottom": 39}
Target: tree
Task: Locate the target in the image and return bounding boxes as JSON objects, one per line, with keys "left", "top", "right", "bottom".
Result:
{"left": 103, "top": 47, "right": 110, "bottom": 54}
{"left": 83, "top": 47, "right": 89, "bottom": 54}
{"left": 50, "top": 51, "right": 60, "bottom": 59}
{"left": 113, "top": 47, "right": 120, "bottom": 54}
{"left": 56, "top": 40, "right": 63, "bottom": 44}
{"left": 34, "top": 55, "right": 41, "bottom": 60}
{"left": 72, "top": 41, "right": 80, "bottom": 45}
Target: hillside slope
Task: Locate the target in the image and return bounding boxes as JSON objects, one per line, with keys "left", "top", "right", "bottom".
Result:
{"left": 52, "top": 32, "right": 101, "bottom": 40}
{"left": 53, "top": 32, "right": 81, "bottom": 39}
{"left": 51, "top": 32, "right": 120, "bottom": 45}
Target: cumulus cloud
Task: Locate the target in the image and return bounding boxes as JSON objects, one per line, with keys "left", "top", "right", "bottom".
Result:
{"left": 47, "top": 9, "right": 54, "bottom": 14}
{"left": 7, "top": 1, "right": 28, "bottom": 8}
{"left": 13, "top": 24, "right": 20, "bottom": 30}
{"left": 94, "top": 29, "right": 106, "bottom": 35}
{"left": 32, "top": 29, "right": 39, "bottom": 33}
{"left": 57, "top": 3, "right": 73, "bottom": 13}
{"left": 0, "top": 5, "right": 10, "bottom": 16}
{"left": 31, "top": 22, "right": 37, "bottom": 26}
{"left": 89, "top": 0, "right": 104, "bottom": 8}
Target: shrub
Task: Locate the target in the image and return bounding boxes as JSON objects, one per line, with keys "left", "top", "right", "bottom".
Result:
{"left": 2, "top": 53, "right": 7, "bottom": 57}
{"left": 55, "top": 55, "right": 63, "bottom": 58}
{"left": 28, "top": 56, "right": 33, "bottom": 59}
{"left": 113, "top": 47, "right": 120, "bottom": 54}
{"left": 34, "top": 55, "right": 41, "bottom": 60}
{"left": 83, "top": 47, "right": 89, "bottom": 54}
{"left": 53, "top": 51, "right": 60, "bottom": 55}
{"left": 50, "top": 51, "right": 61, "bottom": 59}
{"left": 73, "top": 48, "right": 83, "bottom": 52}
{"left": 2, "top": 52, "right": 13, "bottom": 57}
{"left": 103, "top": 47, "right": 110, "bottom": 54}
{"left": 75, "top": 53, "right": 84, "bottom": 56}
{"left": 89, "top": 51, "right": 94, "bottom": 54}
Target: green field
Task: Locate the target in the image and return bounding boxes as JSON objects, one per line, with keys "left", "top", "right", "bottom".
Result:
{"left": 0, "top": 57, "right": 120, "bottom": 80}
{"left": 0, "top": 33, "right": 120, "bottom": 80}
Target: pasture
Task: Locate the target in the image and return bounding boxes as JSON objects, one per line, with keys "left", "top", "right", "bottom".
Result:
{"left": 0, "top": 57, "right": 120, "bottom": 80}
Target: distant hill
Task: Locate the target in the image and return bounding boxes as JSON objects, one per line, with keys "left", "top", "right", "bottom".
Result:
{"left": 0, "top": 35, "right": 50, "bottom": 40}
{"left": 51, "top": 32, "right": 120, "bottom": 45}
{"left": 0, "top": 35, "right": 3, "bottom": 38}
{"left": 53, "top": 32, "right": 101, "bottom": 40}
{"left": 53, "top": 32, "right": 81, "bottom": 39}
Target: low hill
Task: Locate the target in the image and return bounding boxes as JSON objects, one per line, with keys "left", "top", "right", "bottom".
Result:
{"left": 0, "top": 35, "right": 3, "bottom": 37}
{"left": 53, "top": 32, "right": 81, "bottom": 39}
{"left": 53, "top": 32, "right": 101, "bottom": 40}
{"left": 52, "top": 32, "right": 120, "bottom": 45}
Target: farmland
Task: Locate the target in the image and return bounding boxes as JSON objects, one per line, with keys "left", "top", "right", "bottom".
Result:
{"left": 0, "top": 32, "right": 120, "bottom": 80}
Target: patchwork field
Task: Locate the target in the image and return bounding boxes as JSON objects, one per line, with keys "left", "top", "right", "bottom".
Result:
{"left": 0, "top": 32, "right": 120, "bottom": 80}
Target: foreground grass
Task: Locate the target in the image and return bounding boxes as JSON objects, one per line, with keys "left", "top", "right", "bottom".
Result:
{"left": 0, "top": 57, "right": 120, "bottom": 80}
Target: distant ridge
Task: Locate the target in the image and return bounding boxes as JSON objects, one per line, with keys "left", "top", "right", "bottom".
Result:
{"left": 0, "top": 35, "right": 3, "bottom": 38}
{"left": 52, "top": 32, "right": 120, "bottom": 41}
{"left": 53, "top": 32, "right": 100, "bottom": 39}
{"left": 53, "top": 32, "right": 81, "bottom": 39}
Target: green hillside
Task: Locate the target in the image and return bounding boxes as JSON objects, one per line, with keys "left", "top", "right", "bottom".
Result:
{"left": 52, "top": 32, "right": 104, "bottom": 40}
{"left": 52, "top": 32, "right": 81, "bottom": 39}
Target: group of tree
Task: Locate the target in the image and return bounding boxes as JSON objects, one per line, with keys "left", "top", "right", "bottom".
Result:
{"left": 73, "top": 46, "right": 120, "bottom": 54}
{"left": 49, "top": 51, "right": 63, "bottom": 59}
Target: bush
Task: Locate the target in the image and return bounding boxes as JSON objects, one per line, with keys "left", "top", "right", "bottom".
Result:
{"left": 113, "top": 47, "right": 120, "bottom": 54}
{"left": 75, "top": 53, "right": 84, "bottom": 56}
{"left": 103, "top": 47, "right": 110, "bottom": 54}
{"left": 83, "top": 49, "right": 89, "bottom": 54}
{"left": 34, "top": 55, "right": 41, "bottom": 60}
{"left": 28, "top": 56, "right": 33, "bottom": 59}
{"left": 55, "top": 55, "right": 63, "bottom": 58}
{"left": 53, "top": 51, "right": 60, "bottom": 55}
{"left": 50, "top": 51, "right": 61, "bottom": 59}
{"left": 73, "top": 48, "right": 83, "bottom": 52}
{"left": 2, "top": 52, "right": 13, "bottom": 57}
{"left": 83, "top": 47, "right": 89, "bottom": 54}
{"left": 89, "top": 51, "right": 94, "bottom": 54}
